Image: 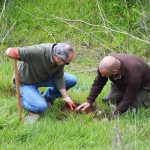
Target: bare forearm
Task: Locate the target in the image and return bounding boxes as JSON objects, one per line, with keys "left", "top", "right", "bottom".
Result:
{"left": 5, "top": 48, "right": 19, "bottom": 59}
{"left": 59, "top": 88, "right": 69, "bottom": 99}
{"left": 59, "top": 88, "right": 73, "bottom": 102}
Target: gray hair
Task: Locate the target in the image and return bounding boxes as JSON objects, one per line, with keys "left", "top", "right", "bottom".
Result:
{"left": 52, "top": 43, "right": 74, "bottom": 60}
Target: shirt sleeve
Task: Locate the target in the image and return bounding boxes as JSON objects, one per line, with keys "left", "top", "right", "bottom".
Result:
{"left": 53, "top": 66, "right": 65, "bottom": 90}
{"left": 18, "top": 45, "right": 43, "bottom": 62}
{"left": 114, "top": 75, "right": 142, "bottom": 115}
{"left": 87, "top": 70, "right": 108, "bottom": 104}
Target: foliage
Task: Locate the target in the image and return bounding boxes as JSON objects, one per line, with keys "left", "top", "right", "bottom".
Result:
{"left": 0, "top": 0, "right": 150, "bottom": 149}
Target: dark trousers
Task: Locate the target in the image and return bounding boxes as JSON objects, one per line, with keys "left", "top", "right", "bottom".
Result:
{"left": 103, "top": 83, "right": 150, "bottom": 109}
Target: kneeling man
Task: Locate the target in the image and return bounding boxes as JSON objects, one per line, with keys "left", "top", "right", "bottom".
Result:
{"left": 6, "top": 42, "right": 77, "bottom": 122}
{"left": 76, "top": 53, "right": 150, "bottom": 118}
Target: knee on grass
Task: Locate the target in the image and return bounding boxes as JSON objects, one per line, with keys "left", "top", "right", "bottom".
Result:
{"left": 29, "top": 102, "right": 48, "bottom": 113}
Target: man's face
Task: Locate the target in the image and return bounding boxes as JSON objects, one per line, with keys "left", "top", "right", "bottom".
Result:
{"left": 99, "top": 69, "right": 112, "bottom": 78}
{"left": 99, "top": 68, "right": 120, "bottom": 78}
{"left": 54, "top": 52, "right": 75, "bottom": 66}
{"left": 64, "top": 51, "right": 75, "bottom": 65}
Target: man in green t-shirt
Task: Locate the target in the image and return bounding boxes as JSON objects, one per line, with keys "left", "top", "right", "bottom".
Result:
{"left": 6, "top": 42, "right": 77, "bottom": 123}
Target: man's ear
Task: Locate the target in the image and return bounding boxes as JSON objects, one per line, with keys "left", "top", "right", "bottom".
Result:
{"left": 53, "top": 55, "right": 60, "bottom": 62}
{"left": 112, "top": 69, "right": 119, "bottom": 75}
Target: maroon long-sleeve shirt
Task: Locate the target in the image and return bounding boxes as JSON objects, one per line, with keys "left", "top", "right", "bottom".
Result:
{"left": 87, "top": 53, "right": 150, "bottom": 115}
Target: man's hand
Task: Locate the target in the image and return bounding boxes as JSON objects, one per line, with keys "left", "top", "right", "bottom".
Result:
{"left": 65, "top": 100, "right": 76, "bottom": 110}
{"left": 6, "top": 48, "right": 19, "bottom": 59}
{"left": 75, "top": 102, "right": 91, "bottom": 111}
{"left": 63, "top": 97, "right": 76, "bottom": 110}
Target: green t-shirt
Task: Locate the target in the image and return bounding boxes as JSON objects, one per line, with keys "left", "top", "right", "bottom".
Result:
{"left": 17, "top": 43, "right": 65, "bottom": 90}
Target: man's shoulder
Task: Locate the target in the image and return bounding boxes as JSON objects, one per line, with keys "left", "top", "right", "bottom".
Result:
{"left": 37, "top": 43, "right": 53, "bottom": 47}
{"left": 32, "top": 43, "right": 53, "bottom": 50}
{"left": 109, "top": 53, "right": 133, "bottom": 58}
{"left": 109, "top": 53, "right": 143, "bottom": 64}
{"left": 19, "top": 43, "right": 54, "bottom": 50}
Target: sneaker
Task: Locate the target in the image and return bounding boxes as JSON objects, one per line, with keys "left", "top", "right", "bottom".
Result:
{"left": 24, "top": 112, "right": 40, "bottom": 124}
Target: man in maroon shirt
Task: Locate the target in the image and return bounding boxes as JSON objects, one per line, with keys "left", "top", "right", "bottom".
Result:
{"left": 76, "top": 53, "right": 150, "bottom": 117}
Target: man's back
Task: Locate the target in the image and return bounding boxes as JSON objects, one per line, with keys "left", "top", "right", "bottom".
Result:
{"left": 110, "top": 53, "right": 150, "bottom": 89}
{"left": 13, "top": 43, "right": 64, "bottom": 88}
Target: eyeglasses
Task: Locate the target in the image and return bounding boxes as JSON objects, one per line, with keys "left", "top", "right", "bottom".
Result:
{"left": 61, "top": 59, "right": 70, "bottom": 65}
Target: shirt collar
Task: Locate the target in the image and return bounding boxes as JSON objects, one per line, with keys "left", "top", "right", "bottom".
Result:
{"left": 50, "top": 43, "right": 57, "bottom": 62}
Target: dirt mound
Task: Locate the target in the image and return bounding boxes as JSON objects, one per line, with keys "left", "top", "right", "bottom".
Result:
{"left": 60, "top": 102, "right": 96, "bottom": 114}
{"left": 61, "top": 102, "right": 110, "bottom": 119}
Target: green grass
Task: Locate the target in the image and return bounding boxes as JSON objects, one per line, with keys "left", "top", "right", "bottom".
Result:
{"left": 0, "top": 0, "right": 150, "bottom": 149}
{"left": 1, "top": 0, "right": 150, "bottom": 60}
{"left": 0, "top": 66, "right": 150, "bottom": 149}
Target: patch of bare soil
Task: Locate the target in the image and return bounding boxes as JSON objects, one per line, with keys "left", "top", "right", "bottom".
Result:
{"left": 59, "top": 102, "right": 110, "bottom": 120}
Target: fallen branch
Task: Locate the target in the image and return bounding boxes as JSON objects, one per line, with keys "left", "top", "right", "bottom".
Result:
{"left": 0, "top": 0, "right": 7, "bottom": 20}
{"left": 16, "top": 6, "right": 150, "bottom": 45}
{"left": 17, "top": 6, "right": 114, "bottom": 52}
{"left": 35, "top": 15, "right": 150, "bottom": 45}
{"left": 1, "top": 21, "right": 16, "bottom": 44}
{"left": 95, "top": 0, "right": 128, "bottom": 52}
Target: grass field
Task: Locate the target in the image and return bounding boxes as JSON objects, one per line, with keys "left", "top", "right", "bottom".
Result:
{"left": 1, "top": 68, "right": 150, "bottom": 149}
{"left": 0, "top": 0, "right": 150, "bottom": 149}
{"left": 1, "top": 67, "right": 150, "bottom": 149}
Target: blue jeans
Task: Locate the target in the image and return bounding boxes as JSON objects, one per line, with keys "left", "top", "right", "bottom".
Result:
{"left": 15, "top": 73, "right": 77, "bottom": 113}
